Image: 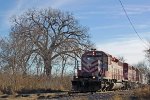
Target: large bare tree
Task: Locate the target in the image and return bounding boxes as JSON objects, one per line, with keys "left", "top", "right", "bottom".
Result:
{"left": 10, "top": 8, "right": 91, "bottom": 76}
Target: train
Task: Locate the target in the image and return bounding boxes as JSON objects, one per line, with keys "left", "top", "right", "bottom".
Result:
{"left": 71, "top": 49, "right": 148, "bottom": 92}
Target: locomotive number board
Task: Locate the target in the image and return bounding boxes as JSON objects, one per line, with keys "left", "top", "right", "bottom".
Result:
{"left": 86, "top": 52, "right": 103, "bottom": 56}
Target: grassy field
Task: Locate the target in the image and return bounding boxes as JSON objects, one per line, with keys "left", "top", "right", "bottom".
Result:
{"left": 0, "top": 73, "right": 72, "bottom": 94}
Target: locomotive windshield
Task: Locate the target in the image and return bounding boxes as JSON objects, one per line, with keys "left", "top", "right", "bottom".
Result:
{"left": 86, "top": 56, "right": 100, "bottom": 63}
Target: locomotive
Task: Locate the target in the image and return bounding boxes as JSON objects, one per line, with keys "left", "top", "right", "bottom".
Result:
{"left": 71, "top": 49, "right": 147, "bottom": 92}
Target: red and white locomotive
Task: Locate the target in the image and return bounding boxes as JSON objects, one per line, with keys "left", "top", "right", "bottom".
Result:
{"left": 72, "top": 49, "right": 146, "bottom": 92}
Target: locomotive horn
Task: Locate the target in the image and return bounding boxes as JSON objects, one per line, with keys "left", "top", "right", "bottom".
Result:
{"left": 91, "top": 48, "right": 96, "bottom": 51}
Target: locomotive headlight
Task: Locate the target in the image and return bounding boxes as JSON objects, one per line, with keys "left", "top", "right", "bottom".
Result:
{"left": 92, "top": 51, "right": 96, "bottom": 56}
{"left": 75, "top": 76, "right": 78, "bottom": 78}
{"left": 93, "top": 76, "right": 95, "bottom": 79}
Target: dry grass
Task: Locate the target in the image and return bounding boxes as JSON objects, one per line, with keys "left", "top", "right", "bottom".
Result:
{"left": 0, "top": 73, "right": 72, "bottom": 94}
{"left": 50, "top": 76, "right": 71, "bottom": 90}
{"left": 133, "top": 85, "right": 150, "bottom": 99}
{"left": 112, "top": 86, "right": 150, "bottom": 100}
{"left": 1, "top": 73, "right": 149, "bottom": 100}
{"left": 113, "top": 94, "right": 123, "bottom": 100}
{"left": 71, "top": 96, "right": 88, "bottom": 100}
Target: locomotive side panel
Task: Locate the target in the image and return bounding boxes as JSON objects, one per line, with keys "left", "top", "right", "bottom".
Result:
{"left": 131, "top": 67, "right": 136, "bottom": 82}
{"left": 118, "top": 61, "right": 123, "bottom": 80}
{"left": 110, "top": 61, "right": 120, "bottom": 80}
{"left": 104, "top": 56, "right": 112, "bottom": 79}
{"left": 123, "top": 63, "right": 128, "bottom": 80}
{"left": 128, "top": 65, "right": 132, "bottom": 81}
{"left": 139, "top": 71, "right": 143, "bottom": 83}
{"left": 136, "top": 68, "right": 140, "bottom": 82}
{"left": 105, "top": 57, "right": 123, "bottom": 81}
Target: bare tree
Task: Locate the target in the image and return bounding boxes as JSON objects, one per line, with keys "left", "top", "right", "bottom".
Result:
{"left": 10, "top": 8, "right": 91, "bottom": 76}
{"left": 0, "top": 34, "right": 32, "bottom": 75}
{"left": 144, "top": 44, "right": 150, "bottom": 70}
{"left": 0, "top": 38, "right": 13, "bottom": 73}
{"left": 117, "top": 56, "right": 126, "bottom": 63}
{"left": 145, "top": 47, "right": 150, "bottom": 64}
{"left": 60, "top": 55, "right": 68, "bottom": 78}
{"left": 136, "top": 61, "right": 149, "bottom": 73}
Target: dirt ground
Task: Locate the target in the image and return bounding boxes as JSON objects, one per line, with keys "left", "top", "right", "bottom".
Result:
{"left": 0, "top": 89, "right": 149, "bottom": 100}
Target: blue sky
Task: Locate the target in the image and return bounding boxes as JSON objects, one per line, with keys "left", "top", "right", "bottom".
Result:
{"left": 0, "top": 0, "right": 150, "bottom": 64}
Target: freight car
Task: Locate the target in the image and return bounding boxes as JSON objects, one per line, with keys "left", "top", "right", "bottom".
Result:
{"left": 71, "top": 49, "right": 146, "bottom": 92}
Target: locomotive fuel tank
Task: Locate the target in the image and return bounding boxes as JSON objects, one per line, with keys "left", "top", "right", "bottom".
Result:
{"left": 111, "top": 82, "right": 124, "bottom": 90}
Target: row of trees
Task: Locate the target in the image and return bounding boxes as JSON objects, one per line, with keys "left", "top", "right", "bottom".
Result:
{"left": 0, "top": 8, "right": 150, "bottom": 79}
{"left": 0, "top": 8, "right": 94, "bottom": 77}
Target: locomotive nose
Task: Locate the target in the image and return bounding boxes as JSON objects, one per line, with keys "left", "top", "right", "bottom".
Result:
{"left": 82, "top": 72, "right": 92, "bottom": 77}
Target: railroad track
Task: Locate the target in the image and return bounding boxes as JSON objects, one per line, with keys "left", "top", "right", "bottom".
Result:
{"left": 0, "top": 90, "right": 133, "bottom": 100}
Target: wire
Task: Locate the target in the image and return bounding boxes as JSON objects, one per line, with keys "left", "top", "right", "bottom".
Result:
{"left": 118, "top": 0, "right": 148, "bottom": 48}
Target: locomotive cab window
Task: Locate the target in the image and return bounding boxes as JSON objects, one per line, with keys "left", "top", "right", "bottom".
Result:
{"left": 83, "top": 56, "right": 101, "bottom": 63}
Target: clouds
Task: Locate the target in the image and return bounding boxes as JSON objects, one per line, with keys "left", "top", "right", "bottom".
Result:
{"left": 121, "top": 5, "right": 150, "bottom": 15}
{"left": 96, "top": 37, "right": 148, "bottom": 64}
{"left": 76, "top": 4, "right": 150, "bottom": 16}
{"left": 0, "top": 0, "right": 77, "bottom": 36}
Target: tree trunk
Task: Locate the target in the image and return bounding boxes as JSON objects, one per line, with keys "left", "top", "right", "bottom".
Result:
{"left": 61, "top": 64, "right": 65, "bottom": 78}
{"left": 61, "top": 59, "right": 66, "bottom": 78}
{"left": 44, "top": 59, "right": 52, "bottom": 77}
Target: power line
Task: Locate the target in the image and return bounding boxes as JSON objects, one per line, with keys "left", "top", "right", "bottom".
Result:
{"left": 118, "top": 0, "right": 148, "bottom": 48}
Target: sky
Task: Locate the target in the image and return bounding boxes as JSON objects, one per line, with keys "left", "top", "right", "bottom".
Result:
{"left": 0, "top": 0, "right": 150, "bottom": 65}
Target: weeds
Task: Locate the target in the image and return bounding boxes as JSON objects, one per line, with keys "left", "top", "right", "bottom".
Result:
{"left": 0, "top": 73, "right": 72, "bottom": 94}
{"left": 133, "top": 85, "right": 150, "bottom": 99}
{"left": 113, "top": 94, "right": 123, "bottom": 100}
